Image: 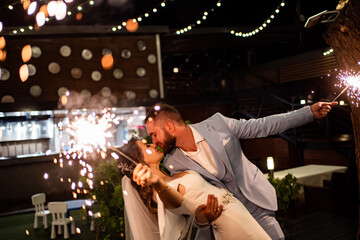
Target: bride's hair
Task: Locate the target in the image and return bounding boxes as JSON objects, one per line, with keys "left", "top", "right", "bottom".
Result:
{"left": 116, "top": 138, "right": 158, "bottom": 214}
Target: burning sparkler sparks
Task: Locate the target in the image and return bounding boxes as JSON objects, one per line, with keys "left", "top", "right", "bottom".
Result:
{"left": 334, "top": 69, "right": 360, "bottom": 107}
{"left": 42, "top": 106, "right": 146, "bottom": 233}
{"left": 65, "top": 110, "right": 120, "bottom": 155}
{"left": 45, "top": 110, "right": 123, "bottom": 200}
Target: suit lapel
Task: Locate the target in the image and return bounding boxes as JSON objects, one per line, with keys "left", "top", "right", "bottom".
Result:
{"left": 192, "top": 123, "right": 235, "bottom": 178}
{"left": 165, "top": 149, "right": 220, "bottom": 183}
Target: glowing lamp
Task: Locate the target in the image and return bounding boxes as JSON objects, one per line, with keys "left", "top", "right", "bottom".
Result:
{"left": 267, "top": 156, "right": 274, "bottom": 178}
{"left": 267, "top": 157, "right": 274, "bottom": 170}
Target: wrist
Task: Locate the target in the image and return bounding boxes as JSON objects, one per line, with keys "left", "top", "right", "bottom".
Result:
{"left": 153, "top": 179, "right": 167, "bottom": 193}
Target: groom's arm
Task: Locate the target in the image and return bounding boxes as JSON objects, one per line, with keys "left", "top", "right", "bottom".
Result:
{"left": 220, "top": 101, "right": 337, "bottom": 139}
{"left": 195, "top": 194, "right": 223, "bottom": 224}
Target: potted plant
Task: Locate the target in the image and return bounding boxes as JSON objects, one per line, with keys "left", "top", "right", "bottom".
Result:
{"left": 268, "top": 173, "right": 302, "bottom": 218}
{"left": 82, "top": 158, "right": 125, "bottom": 240}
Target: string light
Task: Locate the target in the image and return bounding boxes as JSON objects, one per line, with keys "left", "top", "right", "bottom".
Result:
{"left": 111, "top": 0, "right": 168, "bottom": 32}
{"left": 323, "top": 48, "right": 334, "bottom": 56}
{"left": 3, "top": 0, "right": 287, "bottom": 38}
{"left": 230, "top": 0, "right": 286, "bottom": 38}
{"left": 3, "top": 0, "right": 96, "bottom": 36}
{"left": 174, "top": 0, "right": 222, "bottom": 35}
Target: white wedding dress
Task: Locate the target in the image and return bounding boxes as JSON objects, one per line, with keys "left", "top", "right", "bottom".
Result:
{"left": 157, "top": 170, "right": 271, "bottom": 240}
{"left": 123, "top": 170, "right": 270, "bottom": 240}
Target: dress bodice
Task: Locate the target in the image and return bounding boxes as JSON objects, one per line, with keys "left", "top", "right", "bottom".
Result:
{"left": 168, "top": 170, "right": 232, "bottom": 213}
{"left": 159, "top": 170, "right": 271, "bottom": 240}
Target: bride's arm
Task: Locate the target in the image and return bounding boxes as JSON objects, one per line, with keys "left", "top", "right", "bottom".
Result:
{"left": 133, "top": 163, "right": 184, "bottom": 209}
{"left": 133, "top": 163, "right": 222, "bottom": 223}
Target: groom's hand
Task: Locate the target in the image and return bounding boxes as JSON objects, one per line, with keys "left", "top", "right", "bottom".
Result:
{"left": 195, "top": 194, "right": 223, "bottom": 224}
{"left": 310, "top": 101, "right": 338, "bottom": 119}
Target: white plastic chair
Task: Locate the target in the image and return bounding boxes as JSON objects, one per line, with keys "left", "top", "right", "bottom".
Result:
{"left": 48, "top": 202, "right": 76, "bottom": 239}
{"left": 31, "top": 193, "right": 50, "bottom": 229}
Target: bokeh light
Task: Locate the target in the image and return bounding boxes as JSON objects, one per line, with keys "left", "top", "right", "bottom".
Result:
{"left": 21, "top": 44, "right": 32, "bottom": 63}
{"left": 126, "top": 19, "right": 139, "bottom": 32}
{"left": 0, "top": 37, "right": 5, "bottom": 49}
{"left": 36, "top": 11, "right": 46, "bottom": 27}
{"left": 61, "top": 95, "right": 68, "bottom": 105}
{"left": 0, "top": 50, "right": 6, "bottom": 62}
{"left": 47, "top": 1, "right": 57, "bottom": 17}
{"left": 76, "top": 13, "right": 83, "bottom": 21}
{"left": 19, "top": 64, "right": 29, "bottom": 82}
{"left": 22, "top": 0, "right": 30, "bottom": 10}
{"left": 55, "top": 1, "right": 67, "bottom": 20}
{"left": 101, "top": 54, "right": 114, "bottom": 70}
{"left": 39, "top": 5, "right": 49, "bottom": 18}
{"left": 27, "top": 1, "right": 37, "bottom": 15}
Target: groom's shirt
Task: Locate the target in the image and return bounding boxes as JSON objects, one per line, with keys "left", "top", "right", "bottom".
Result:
{"left": 180, "top": 126, "right": 218, "bottom": 176}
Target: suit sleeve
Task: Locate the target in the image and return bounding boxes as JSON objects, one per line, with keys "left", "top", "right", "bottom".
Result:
{"left": 218, "top": 106, "right": 314, "bottom": 139}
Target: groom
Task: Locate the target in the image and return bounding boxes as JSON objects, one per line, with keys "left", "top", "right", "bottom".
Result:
{"left": 144, "top": 101, "right": 337, "bottom": 239}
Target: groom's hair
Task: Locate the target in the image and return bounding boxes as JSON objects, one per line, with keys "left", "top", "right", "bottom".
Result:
{"left": 144, "top": 102, "right": 184, "bottom": 125}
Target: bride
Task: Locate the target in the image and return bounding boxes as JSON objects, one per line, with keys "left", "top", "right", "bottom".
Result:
{"left": 114, "top": 139, "right": 270, "bottom": 240}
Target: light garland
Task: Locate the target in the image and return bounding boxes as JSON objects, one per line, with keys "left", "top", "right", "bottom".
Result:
{"left": 2, "top": 0, "right": 291, "bottom": 39}
{"left": 174, "top": 0, "right": 222, "bottom": 35}
{"left": 3, "top": 0, "right": 95, "bottom": 36}
{"left": 111, "top": 0, "right": 168, "bottom": 32}
{"left": 323, "top": 48, "right": 334, "bottom": 56}
{"left": 230, "top": 0, "right": 286, "bottom": 38}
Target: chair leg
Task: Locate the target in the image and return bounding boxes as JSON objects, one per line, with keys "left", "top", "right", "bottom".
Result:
{"left": 90, "top": 219, "right": 95, "bottom": 231}
{"left": 70, "top": 221, "right": 76, "bottom": 234}
{"left": 63, "top": 224, "right": 69, "bottom": 239}
{"left": 58, "top": 224, "right": 62, "bottom": 235}
{"left": 51, "top": 224, "right": 56, "bottom": 239}
{"left": 34, "top": 215, "right": 38, "bottom": 229}
{"left": 43, "top": 215, "right": 48, "bottom": 229}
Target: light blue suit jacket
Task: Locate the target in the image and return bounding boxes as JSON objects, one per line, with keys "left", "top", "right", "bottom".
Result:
{"left": 163, "top": 106, "right": 314, "bottom": 211}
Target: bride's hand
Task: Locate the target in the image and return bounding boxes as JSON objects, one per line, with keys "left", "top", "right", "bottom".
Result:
{"left": 132, "top": 163, "right": 159, "bottom": 187}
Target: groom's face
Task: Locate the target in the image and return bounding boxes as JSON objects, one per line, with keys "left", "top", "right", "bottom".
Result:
{"left": 146, "top": 119, "right": 176, "bottom": 154}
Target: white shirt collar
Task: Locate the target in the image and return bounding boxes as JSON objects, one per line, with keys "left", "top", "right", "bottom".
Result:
{"left": 189, "top": 126, "right": 204, "bottom": 144}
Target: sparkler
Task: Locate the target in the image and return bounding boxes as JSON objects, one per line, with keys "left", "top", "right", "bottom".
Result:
{"left": 43, "top": 105, "right": 146, "bottom": 238}
{"left": 332, "top": 85, "right": 350, "bottom": 102}
{"left": 65, "top": 110, "right": 120, "bottom": 155}
{"left": 47, "top": 109, "right": 143, "bottom": 197}
{"left": 45, "top": 109, "right": 122, "bottom": 202}
{"left": 334, "top": 69, "right": 360, "bottom": 107}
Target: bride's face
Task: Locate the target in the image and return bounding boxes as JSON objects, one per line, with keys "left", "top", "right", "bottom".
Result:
{"left": 136, "top": 140, "right": 164, "bottom": 165}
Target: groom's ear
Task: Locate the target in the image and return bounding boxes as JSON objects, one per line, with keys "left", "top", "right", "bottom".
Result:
{"left": 164, "top": 122, "right": 175, "bottom": 134}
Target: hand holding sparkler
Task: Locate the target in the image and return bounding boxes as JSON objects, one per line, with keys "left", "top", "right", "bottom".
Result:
{"left": 310, "top": 101, "right": 338, "bottom": 119}
{"left": 132, "top": 163, "right": 160, "bottom": 187}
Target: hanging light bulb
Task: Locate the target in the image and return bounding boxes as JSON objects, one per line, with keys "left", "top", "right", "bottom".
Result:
{"left": 36, "top": 11, "right": 46, "bottom": 27}
{"left": 55, "top": 1, "right": 67, "bottom": 20}
{"left": 47, "top": 1, "right": 57, "bottom": 17}
{"left": 27, "top": 1, "right": 37, "bottom": 15}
